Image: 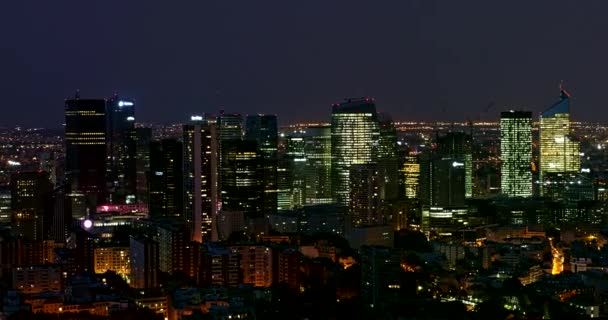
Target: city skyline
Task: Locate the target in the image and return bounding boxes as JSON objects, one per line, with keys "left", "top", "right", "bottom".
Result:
{"left": 3, "top": 2, "right": 608, "bottom": 319}
{"left": 3, "top": 1, "right": 608, "bottom": 126}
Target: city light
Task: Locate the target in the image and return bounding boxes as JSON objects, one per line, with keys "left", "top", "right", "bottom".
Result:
{"left": 118, "top": 101, "right": 134, "bottom": 107}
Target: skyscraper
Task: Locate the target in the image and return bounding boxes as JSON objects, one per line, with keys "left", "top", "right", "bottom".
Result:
{"left": 304, "top": 125, "right": 332, "bottom": 205}
{"left": 217, "top": 112, "right": 243, "bottom": 142}
{"left": 402, "top": 154, "right": 420, "bottom": 199}
{"left": 500, "top": 111, "right": 533, "bottom": 197}
{"left": 129, "top": 236, "right": 159, "bottom": 289}
{"left": 436, "top": 132, "right": 473, "bottom": 198}
{"left": 65, "top": 97, "right": 107, "bottom": 217}
{"left": 135, "top": 127, "right": 152, "bottom": 204}
{"left": 277, "top": 130, "right": 306, "bottom": 211}
{"left": 419, "top": 153, "right": 466, "bottom": 207}
{"left": 183, "top": 116, "right": 219, "bottom": 242}
{"left": 377, "top": 113, "right": 401, "bottom": 200}
{"left": 106, "top": 96, "right": 137, "bottom": 204}
{"left": 10, "top": 171, "right": 53, "bottom": 241}
{"left": 539, "top": 84, "right": 580, "bottom": 194}
{"left": 349, "top": 164, "right": 384, "bottom": 227}
{"left": 245, "top": 114, "right": 278, "bottom": 216}
{"left": 220, "top": 140, "right": 262, "bottom": 217}
{"left": 331, "top": 98, "right": 379, "bottom": 206}
{"left": 149, "top": 139, "right": 183, "bottom": 218}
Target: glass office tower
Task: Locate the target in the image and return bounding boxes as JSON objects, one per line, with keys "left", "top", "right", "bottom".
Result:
{"left": 106, "top": 95, "right": 137, "bottom": 204}
{"left": 539, "top": 85, "right": 580, "bottom": 194}
{"left": 377, "top": 113, "right": 400, "bottom": 200}
{"left": 65, "top": 96, "right": 107, "bottom": 218}
{"left": 220, "top": 140, "right": 262, "bottom": 217}
{"left": 436, "top": 132, "right": 473, "bottom": 199}
{"left": 149, "top": 139, "right": 183, "bottom": 218}
{"left": 245, "top": 115, "right": 278, "bottom": 216}
{"left": 331, "top": 98, "right": 379, "bottom": 206}
{"left": 304, "top": 125, "right": 333, "bottom": 205}
{"left": 500, "top": 111, "right": 533, "bottom": 197}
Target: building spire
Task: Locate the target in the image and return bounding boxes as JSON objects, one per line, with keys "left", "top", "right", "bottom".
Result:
{"left": 559, "top": 80, "right": 571, "bottom": 99}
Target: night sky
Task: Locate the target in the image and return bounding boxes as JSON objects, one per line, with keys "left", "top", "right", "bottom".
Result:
{"left": 2, "top": 0, "right": 608, "bottom": 127}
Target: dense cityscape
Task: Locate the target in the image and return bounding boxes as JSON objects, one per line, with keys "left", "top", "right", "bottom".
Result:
{"left": 0, "top": 85, "right": 608, "bottom": 319}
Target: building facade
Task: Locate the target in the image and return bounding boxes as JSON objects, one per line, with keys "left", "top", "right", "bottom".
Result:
{"left": 65, "top": 97, "right": 107, "bottom": 218}
{"left": 500, "top": 111, "right": 533, "bottom": 197}
{"left": 331, "top": 98, "right": 379, "bottom": 206}
{"left": 149, "top": 139, "right": 183, "bottom": 218}
{"left": 539, "top": 85, "right": 580, "bottom": 195}
{"left": 183, "top": 117, "right": 219, "bottom": 242}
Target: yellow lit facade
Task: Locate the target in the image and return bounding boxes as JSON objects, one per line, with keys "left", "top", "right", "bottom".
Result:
{"left": 331, "top": 98, "right": 379, "bottom": 206}
{"left": 94, "top": 247, "right": 130, "bottom": 280}
{"left": 402, "top": 155, "right": 420, "bottom": 199}
{"left": 539, "top": 88, "right": 580, "bottom": 194}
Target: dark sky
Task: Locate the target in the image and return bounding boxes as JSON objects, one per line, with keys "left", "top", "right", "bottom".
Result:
{"left": 2, "top": 0, "right": 608, "bottom": 127}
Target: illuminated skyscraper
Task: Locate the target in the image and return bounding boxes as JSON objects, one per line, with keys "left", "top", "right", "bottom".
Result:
{"left": 277, "top": 130, "right": 306, "bottom": 211}
{"left": 245, "top": 115, "right": 278, "bottom": 216}
{"left": 149, "top": 139, "right": 183, "bottom": 218}
{"left": 539, "top": 84, "right": 580, "bottom": 194}
{"left": 106, "top": 96, "right": 137, "bottom": 204}
{"left": 65, "top": 96, "right": 107, "bottom": 217}
{"left": 220, "top": 140, "right": 262, "bottom": 217}
{"left": 402, "top": 155, "right": 420, "bottom": 199}
{"left": 10, "top": 171, "right": 53, "bottom": 241}
{"left": 304, "top": 125, "right": 332, "bottom": 205}
{"left": 183, "top": 116, "right": 219, "bottom": 242}
{"left": 331, "top": 98, "right": 379, "bottom": 206}
{"left": 500, "top": 111, "right": 533, "bottom": 197}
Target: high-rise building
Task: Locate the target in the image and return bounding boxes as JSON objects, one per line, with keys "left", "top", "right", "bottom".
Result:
{"left": 245, "top": 115, "right": 278, "bottom": 216}
{"left": 217, "top": 112, "right": 243, "bottom": 142}
{"left": 149, "top": 139, "right": 183, "bottom": 218}
{"left": 48, "top": 185, "right": 69, "bottom": 242}
{"left": 377, "top": 113, "right": 400, "bottom": 200}
{"left": 10, "top": 171, "right": 53, "bottom": 241}
{"left": 402, "top": 155, "right": 420, "bottom": 199}
{"left": 0, "top": 186, "right": 11, "bottom": 223}
{"left": 220, "top": 140, "right": 262, "bottom": 217}
{"left": 419, "top": 153, "right": 466, "bottom": 207}
{"left": 500, "top": 111, "right": 533, "bottom": 197}
{"left": 129, "top": 236, "right": 159, "bottom": 289}
{"left": 303, "top": 125, "right": 332, "bottom": 205}
{"left": 277, "top": 130, "right": 306, "bottom": 211}
{"left": 539, "top": 84, "right": 580, "bottom": 194}
{"left": 183, "top": 116, "right": 219, "bottom": 242}
{"left": 135, "top": 127, "right": 152, "bottom": 204}
{"left": 436, "top": 132, "right": 473, "bottom": 198}
{"left": 106, "top": 96, "right": 137, "bottom": 204}
{"left": 349, "top": 164, "right": 384, "bottom": 227}
{"left": 65, "top": 97, "right": 107, "bottom": 217}
{"left": 331, "top": 98, "right": 379, "bottom": 206}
